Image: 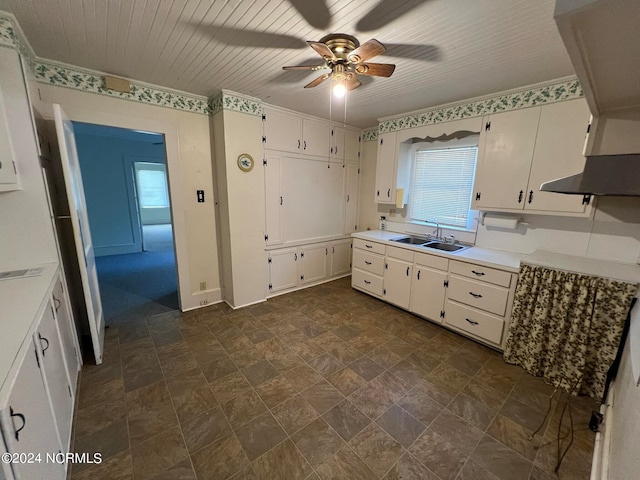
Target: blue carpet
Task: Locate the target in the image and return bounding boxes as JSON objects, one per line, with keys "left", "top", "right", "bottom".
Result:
{"left": 95, "top": 249, "right": 178, "bottom": 323}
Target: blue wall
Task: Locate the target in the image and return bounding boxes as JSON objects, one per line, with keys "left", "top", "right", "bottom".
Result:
{"left": 74, "top": 123, "right": 166, "bottom": 256}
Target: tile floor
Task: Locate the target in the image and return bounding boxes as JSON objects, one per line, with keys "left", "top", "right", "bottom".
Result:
{"left": 69, "top": 277, "right": 597, "bottom": 480}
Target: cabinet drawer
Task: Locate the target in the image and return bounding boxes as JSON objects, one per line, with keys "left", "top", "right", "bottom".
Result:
{"left": 447, "top": 275, "right": 509, "bottom": 316}
{"left": 352, "top": 269, "right": 383, "bottom": 296}
{"left": 415, "top": 252, "right": 449, "bottom": 271}
{"left": 385, "top": 245, "right": 414, "bottom": 262}
{"left": 353, "top": 249, "right": 384, "bottom": 275}
{"left": 450, "top": 260, "right": 512, "bottom": 288}
{"left": 354, "top": 238, "right": 385, "bottom": 255}
{"left": 444, "top": 300, "right": 505, "bottom": 345}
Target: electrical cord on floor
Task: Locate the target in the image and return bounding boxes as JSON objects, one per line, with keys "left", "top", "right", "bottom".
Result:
{"left": 529, "top": 378, "right": 582, "bottom": 472}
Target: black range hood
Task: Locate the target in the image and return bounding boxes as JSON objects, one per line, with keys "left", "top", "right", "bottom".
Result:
{"left": 540, "top": 154, "right": 640, "bottom": 196}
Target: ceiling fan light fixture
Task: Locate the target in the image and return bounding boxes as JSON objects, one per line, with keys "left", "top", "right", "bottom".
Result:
{"left": 332, "top": 81, "right": 347, "bottom": 98}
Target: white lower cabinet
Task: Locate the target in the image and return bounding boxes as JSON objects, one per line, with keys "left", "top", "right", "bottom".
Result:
{"left": 351, "top": 237, "right": 518, "bottom": 349}
{"left": 330, "top": 240, "right": 352, "bottom": 277}
{"left": 268, "top": 248, "right": 299, "bottom": 293}
{"left": 383, "top": 257, "right": 413, "bottom": 309}
{"left": 0, "top": 267, "right": 79, "bottom": 480}
{"left": 301, "top": 244, "right": 329, "bottom": 285}
{"left": 268, "top": 239, "right": 352, "bottom": 296}
{"left": 409, "top": 252, "right": 449, "bottom": 323}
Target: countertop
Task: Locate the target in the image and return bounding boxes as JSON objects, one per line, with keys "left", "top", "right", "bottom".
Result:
{"left": 0, "top": 263, "right": 57, "bottom": 394}
{"left": 352, "top": 230, "right": 525, "bottom": 272}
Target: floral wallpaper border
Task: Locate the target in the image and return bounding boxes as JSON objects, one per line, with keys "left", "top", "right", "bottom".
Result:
{"left": 209, "top": 91, "right": 263, "bottom": 117}
{"left": 362, "top": 128, "right": 378, "bottom": 142}
{"left": 0, "top": 13, "right": 212, "bottom": 116}
{"left": 378, "top": 78, "right": 583, "bottom": 134}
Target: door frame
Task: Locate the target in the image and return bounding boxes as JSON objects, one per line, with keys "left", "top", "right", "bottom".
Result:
{"left": 38, "top": 105, "right": 189, "bottom": 312}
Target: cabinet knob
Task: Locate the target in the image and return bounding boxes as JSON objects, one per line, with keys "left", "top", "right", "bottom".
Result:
{"left": 297, "top": 139, "right": 300, "bottom": 149}
{"left": 303, "top": 140, "right": 307, "bottom": 150}
{"left": 387, "top": 188, "right": 391, "bottom": 198}
{"left": 53, "top": 295, "right": 61, "bottom": 312}
{"left": 528, "top": 190, "right": 533, "bottom": 204}
{"left": 518, "top": 190, "right": 523, "bottom": 203}
{"left": 9, "top": 407, "right": 26, "bottom": 441}
{"left": 417, "top": 270, "right": 421, "bottom": 280}
{"left": 406, "top": 267, "right": 410, "bottom": 276}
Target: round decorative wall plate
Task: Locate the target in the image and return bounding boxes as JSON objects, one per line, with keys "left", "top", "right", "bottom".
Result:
{"left": 237, "top": 153, "right": 254, "bottom": 172}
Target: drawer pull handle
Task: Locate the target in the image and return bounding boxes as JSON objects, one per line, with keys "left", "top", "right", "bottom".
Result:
{"left": 364, "top": 260, "right": 372, "bottom": 265}
{"left": 364, "top": 280, "right": 371, "bottom": 285}
{"left": 469, "top": 292, "right": 483, "bottom": 298}
{"left": 465, "top": 318, "right": 479, "bottom": 326}
{"left": 365, "top": 244, "right": 373, "bottom": 249}
{"left": 471, "top": 270, "right": 485, "bottom": 276}
{"left": 10, "top": 407, "right": 26, "bottom": 441}
{"left": 53, "top": 295, "right": 61, "bottom": 312}
{"left": 39, "top": 334, "right": 50, "bottom": 356}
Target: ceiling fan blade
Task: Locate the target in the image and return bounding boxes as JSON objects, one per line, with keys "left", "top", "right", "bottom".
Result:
{"left": 345, "top": 75, "right": 362, "bottom": 91}
{"left": 307, "top": 41, "right": 337, "bottom": 61}
{"left": 304, "top": 73, "right": 331, "bottom": 88}
{"left": 355, "top": 63, "right": 396, "bottom": 77}
{"left": 348, "top": 39, "right": 386, "bottom": 63}
{"left": 356, "top": 0, "right": 431, "bottom": 32}
{"left": 384, "top": 43, "right": 441, "bottom": 61}
{"left": 288, "top": 0, "right": 332, "bottom": 29}
{"left": 199, "top": 25, "right": 306, "bottom": 49}
{"left": 282, "top": 65, "right": 327, "bottom": 71}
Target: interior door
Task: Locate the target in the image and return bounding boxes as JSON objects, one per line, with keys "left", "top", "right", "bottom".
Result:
{"left": 53, "top": 104, "right": 104, "bottom": 365}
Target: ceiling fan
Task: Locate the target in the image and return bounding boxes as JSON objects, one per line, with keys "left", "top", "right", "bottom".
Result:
{"left": 282, "top": 33, "right": 395, "bottom": 92}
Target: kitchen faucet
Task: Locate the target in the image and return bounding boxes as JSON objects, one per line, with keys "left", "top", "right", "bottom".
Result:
{"left": 428, "top": 220, "right": 441, "bottom": 240}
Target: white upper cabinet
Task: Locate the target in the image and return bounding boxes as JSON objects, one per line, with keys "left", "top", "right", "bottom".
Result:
{"left": 344, "top": 129, "right": 361, "bottom": 162}
{"left": 331, "top": 125, "right": 346, "bottom": 161}
{"left": 344, "top": 163, "right": 359, "bottom": 234}
{"left": 473, "top": 107, "right": 541, "bottom": 210}
{"left": 374, "top": 132, "right": 398, "bottom": 204}
{"left": 264, "top": 152, "right": 283, "bottom": 246}
{"left": 263, "top": 106, "right": 301, "bottom": 154}
{"left": 472, "top": 99, "right": 592, "bottom": 215}
{"left": 302, "top": 118, "right": 332, "bottom": 157}
{"left": 525, "top": 99, "right": 591, "bottom": 213}
{"left": 0, "top": 48, "right": 26, "bottom": 192}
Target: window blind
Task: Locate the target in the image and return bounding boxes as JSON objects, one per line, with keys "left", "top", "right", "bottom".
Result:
{"left": 137, "top": 169, "right": 169, "bottom": 207}
{"left": 410, "top": 146, "right": 478, "bottom": 228}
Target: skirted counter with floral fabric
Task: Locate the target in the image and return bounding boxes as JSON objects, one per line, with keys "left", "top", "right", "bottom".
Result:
{"left": 502, "top": 252, "right": 639, "bottom": 472}
{"left": 503, "top": 261, "right": 637, "bottom": 400}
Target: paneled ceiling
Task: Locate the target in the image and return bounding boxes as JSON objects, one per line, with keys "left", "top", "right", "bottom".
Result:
{"left": 0, "top": 0, "right": 576, "bottom": 127}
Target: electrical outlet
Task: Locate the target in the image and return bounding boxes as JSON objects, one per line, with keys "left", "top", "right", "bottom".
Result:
{"left": 200, "top": 281, "right": 207, "bottom": 291}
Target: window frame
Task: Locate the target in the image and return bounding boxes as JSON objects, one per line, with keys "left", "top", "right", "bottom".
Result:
{"left": 408, "top": 136, "right": 480, "bottom": 232}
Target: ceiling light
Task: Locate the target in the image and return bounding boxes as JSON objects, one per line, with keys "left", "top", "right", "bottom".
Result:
{"left": 332, "top": 82, "right": 346, "bottom": 98}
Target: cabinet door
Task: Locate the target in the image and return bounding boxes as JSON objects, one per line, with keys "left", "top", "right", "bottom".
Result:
{"left": 0, "top": 84, "right": 19, "bottom": 189}
{"left": 331, "top": 126, "right": 346, "bottom": 161}
{"left": 52, "top": 277, "right": 80, "bottom": 394}
{"left": 1, "top": 336, "right": 65, "bottom": 480}
{"left": 301, "top": 244, "right": 329, "bottom": 284}
{"left": 525, "top": 100, "right": 591, "bottom": 213}
{"left": 410, "top": 266, "right": 447, "bottom": 323}
{"left": 374, "top": 132, "right": 398, "bottom": 203}
{"left": 268, "top": 249, "right": 299, "bottom": 293}
{"left": 344, "top": 129, "right": 360, "bottom": 162}
{"left": 35, "top": 302, "right": 74, "bottom": 454}
{"left": 263, "top": 107, "right": 301, "bottom": 153}
{"left": 383, "top": 257, "right": 413, "bottom": 309}
{"left": 344, "top": 163, "right": 359, "bottom": 234}
{"left": 331, "top": 240, "right": 352, "bottom": 277}
{"left": 264, "top": 153, "right": 283, "bottom": 245}
{"left": 473, "top": 108, "right": 541, "bottom": 210}
{"left": 302, "top": 118, "right": 331, "bottom": 157}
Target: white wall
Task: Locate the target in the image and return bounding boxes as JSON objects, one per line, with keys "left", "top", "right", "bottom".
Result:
{"left": 30, "top": 81, "right": 222, "bottom": 310}
{"left": 0, "top": 47, "right": 57, "bottom": 269}
{"left": 213, "top": 108, "right": 267, "bottom": 308}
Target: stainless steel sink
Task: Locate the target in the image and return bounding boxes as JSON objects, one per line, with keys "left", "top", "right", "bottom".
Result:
{"left": 389, "top": 236, "right": 471, "bottom": 253}
{"left": 422, "top": 241, "right": 470, "bottom": 253}
{"left": 390, "top": 236, "right": 430, "bottom": 245}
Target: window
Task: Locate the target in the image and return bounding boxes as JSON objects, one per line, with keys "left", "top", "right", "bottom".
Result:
{"left": 409, "top": 145, "right": 478, "bottom": 230}
{"left": 136, "top": 167, "right": 169, "bottom": 208}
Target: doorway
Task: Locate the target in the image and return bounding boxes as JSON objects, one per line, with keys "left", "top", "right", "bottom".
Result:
{"left": 73, "top": 122, "right": 179, "bottom": 324}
